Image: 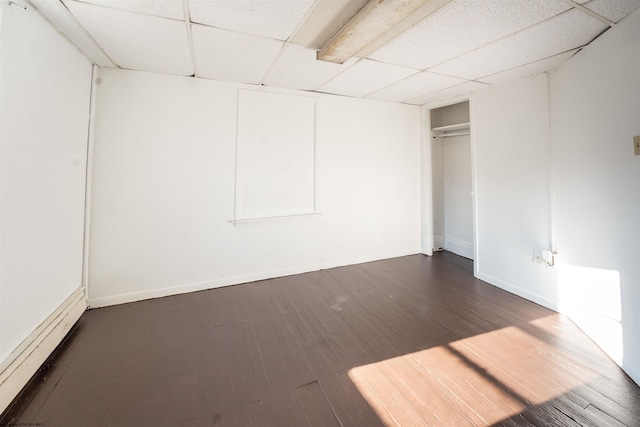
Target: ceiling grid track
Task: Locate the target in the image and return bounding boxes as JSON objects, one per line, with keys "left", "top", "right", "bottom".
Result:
{"left": 311, "top": 57, "right": 364, "bottom": 92}
{"left": 258, "top": 43, "right": 290, "bottom": 87}
{"left": 360, "top": 70, "right": 423, "bottom": 99}
{"left": 477, "top": 47, "right": 582, "bottom": 81}
{"left": 24, "top": 0, "right": 117, "bottom": 68}
{"left": 259, "top": 0, "right": 324, "bottom": 86}
{"left": 23, "top": 0, "right": 639, "bottom": 107}
{"left": 562, "top": 0, "right": 616, "bottom": 26}
{"left": 57, "top": 0, "right": 119, "bottom": 68}
{"left": 183, "top": 0, "right": 199, "bottom": 78}
{"left": 418, "top": 7, "right": 595, "bottom": 74}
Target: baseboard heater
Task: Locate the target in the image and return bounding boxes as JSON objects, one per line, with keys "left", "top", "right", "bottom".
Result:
{"left": 0, "top": 287, "right": 86, "bottom": 413}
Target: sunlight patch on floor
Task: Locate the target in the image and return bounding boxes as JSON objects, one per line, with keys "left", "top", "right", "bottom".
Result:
{"left": 348, "top": 323, "right": 597, "bottom": 426}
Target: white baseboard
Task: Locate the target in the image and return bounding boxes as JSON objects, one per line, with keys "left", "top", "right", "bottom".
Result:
{"left": 623, "top": 360, "right": 640, "bottom": 387}
{"left": 0, "top": 287, "right": 86, "bottom": 413}
{"left": 319, "top": 249, "right": 420, "bottom": 271}
{"left": 88, "top": 263, "right": 320, "bottom": 308}
{"left": 433, "top": 234, "right": 444, "bottom": 250}
{"left": 475, "top": 271, "right": 559, "bottom": 312}
{"left": 476, "top": 270, "right": 640, "bottom": 387}
{"left": 89, "top": 249, "right": 421, "bottom": 308}
{"left": 444, "top": 235, "right": 474, "bottom": 259}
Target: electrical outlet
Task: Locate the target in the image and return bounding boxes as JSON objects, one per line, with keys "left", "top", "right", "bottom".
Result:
{"left": 634, "top": 136, "right": 640, "bottom": 156}
{"left": 534, "top": 250, "right": 543, "bottom": 265}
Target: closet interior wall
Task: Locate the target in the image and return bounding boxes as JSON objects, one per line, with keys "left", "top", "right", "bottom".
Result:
{"left": 430, "top": 102, "right": 473, "bottom": 259}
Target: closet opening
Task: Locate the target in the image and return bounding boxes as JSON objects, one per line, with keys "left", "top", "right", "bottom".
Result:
{"left": 430, "top": 101, "right": 474, "bottom": 260}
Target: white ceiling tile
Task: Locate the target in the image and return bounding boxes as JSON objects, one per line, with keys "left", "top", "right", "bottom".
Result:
{"left": 189, "top": 0, "right": 315, "bottom": 41}
{"left": 65, "top": 1, "right": 192, "bottom": 75}
{"left": 429, "top": 9, "right": 607, "bottom": 80}
{"left": 478, "top": 49, "right": 578, "bottom": 84}
{"left": 317, "top": 60, "right": 419, "bottom": 98}
{"left": 262, "top": 44, "right": 358, "bottom": 91}
{"left": 365, "top": 72, "right": 466, "bottom": 103}
{"left": 583, "top": 0, "right": 640, "bottom": 23}
{"left": 65, "top": 0, "right": 183, "bottom": 19}
{"left": 192, "top": 24, "right": 283, "bottom": 84}
{"left": 369, "top": 0, "right": 571, "bottom": 70}
{"left": 404, "top": 81, "right": 488, "bottom": 105}
{"left": 30, "top": 0, "right": 630, "bottom": 100}
{"left": 30, "top": 0, "right": 115, "bottom": 66}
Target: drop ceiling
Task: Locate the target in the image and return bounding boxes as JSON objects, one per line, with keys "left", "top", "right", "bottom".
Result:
{"left": 28, "top": 0, "right": 640, "bottom": 106}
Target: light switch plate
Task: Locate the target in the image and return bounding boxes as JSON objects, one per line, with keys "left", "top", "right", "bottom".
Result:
{"left": 634, "top": 135, "right": 640, "bottom": 155}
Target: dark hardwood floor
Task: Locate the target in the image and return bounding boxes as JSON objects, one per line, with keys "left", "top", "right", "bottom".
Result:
{"left": 3, "top": 252, "right": 639, "bottom": 426}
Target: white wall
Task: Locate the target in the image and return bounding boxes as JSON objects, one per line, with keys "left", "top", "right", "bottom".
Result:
{"left": 430, "top": 102, "right": 473, "bottom": 256}
{"left": 549, "top": 9, "right": 640, "bottom": 383}
{"left": 421, "top": 107, "right": 434, "bottom": 256}
{"left": 88, "top": 68, "right": 421, "bottom": 307}
{"left": 431, "top": 140, "right": 444, "bottom": 249}
{"left": 442, "top": 136, "right": 473, "bottom": 259}
{"left": 472, "top": 74, "right": 558, "bottom": 307}
{"left": 315, "top": 96, "right": 421, "bottom": 266}
{"left": 431, "top": 135, "right": 474, "bottom": 257}
{"left": 471, "top": 8, "right": 640, "bottom": 385}
{"left": 0, "top": 3, "right": 91, "bottom": 362}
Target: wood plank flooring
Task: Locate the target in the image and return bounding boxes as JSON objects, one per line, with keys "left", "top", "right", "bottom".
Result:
{"left": 2, "top": 252, "right": 639, "bottom": 426}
